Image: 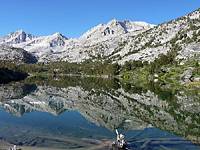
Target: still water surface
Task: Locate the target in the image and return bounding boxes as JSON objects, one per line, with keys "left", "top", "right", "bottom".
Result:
{"left": 0, "top": 77, "right": 199, "bottom": 149}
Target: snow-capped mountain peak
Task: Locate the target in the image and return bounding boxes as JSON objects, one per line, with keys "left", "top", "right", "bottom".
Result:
{"left": 124, "top": 21, "right": 156, "bottom": 32}
{"left": 80, "top": 19, "right": 155, "bottom": 40}
{"left": 46, "top": 32, "right": 68, "bottom": 47}
{"left": 0, "top": 8, "right": 199, "bottom": 64}
{"left": 51, "top": 32, "right": 67, "bottom": 39}
{"left": 0, "top": 30, "right": 36, "bottom": 45}
{"left": 0, "top": 18, "right": 156, "bottom": 63}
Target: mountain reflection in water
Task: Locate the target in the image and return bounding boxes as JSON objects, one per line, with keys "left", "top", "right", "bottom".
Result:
{"left": 0, "top": 77, "right": 199, "bottom": 150}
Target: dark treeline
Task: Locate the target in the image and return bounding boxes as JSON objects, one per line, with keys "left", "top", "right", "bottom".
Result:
{"left": 26, "top": 75, "right": 121, "bottom": 91}
{"left": 0, "top": 68, "right": 28, "bottom": 84}
{"left": 0, "top": 60, "right": 121, "bottom": 76}
{"left": 0, "top": 54, "right": 179, "bottom": 78}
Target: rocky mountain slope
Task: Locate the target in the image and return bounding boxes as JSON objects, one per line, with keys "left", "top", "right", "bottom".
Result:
{"left": 0, "top": 20, "right": 154, "bottom": 63}
{"left": 0, "top": 45, "right": 37, "bottom": 63}
{"left": 112, "top": 8, "right": 200, "bottom": 64}
{"left": 0, "top": 9, "right": 199, "bottom": 64}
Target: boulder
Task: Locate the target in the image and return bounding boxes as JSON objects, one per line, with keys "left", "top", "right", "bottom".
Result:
{"left": 180, "top": 67, "right": 194, "bottom": 83}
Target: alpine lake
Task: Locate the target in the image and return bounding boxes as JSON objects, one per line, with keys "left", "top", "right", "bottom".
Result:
{"left": 0, "top": 76, "right": 199, "bottom": 150}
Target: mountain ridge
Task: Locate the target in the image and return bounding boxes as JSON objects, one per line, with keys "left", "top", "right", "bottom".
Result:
{"left": 0, "top": 8, "right": 199, "bottom": 64}
{"left": 0, "top": 19, "right": 154, "bottom": 63}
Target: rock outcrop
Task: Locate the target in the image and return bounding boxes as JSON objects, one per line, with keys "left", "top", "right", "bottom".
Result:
{"left": 0, "top": 45, "right": 37, "bottom": 64}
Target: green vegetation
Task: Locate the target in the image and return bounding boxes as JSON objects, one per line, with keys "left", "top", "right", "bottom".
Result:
{"left": 0, "top": 50, "right": 199, "bottom": 90}
{"left": 120, "top": 56, "right": 200, "bottom": 90}
{"left": 121, "top": 64, "right": 149, "bottom": 86}
{"left": 25, "top": 75, "right": 120, "bottom": 92}
{"left": 0, "top": 60, "right": 120, "bottom": 77}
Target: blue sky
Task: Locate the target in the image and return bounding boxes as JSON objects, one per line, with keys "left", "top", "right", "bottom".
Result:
{"left": 0, "top": 0, "right": 199, "bottom": 37}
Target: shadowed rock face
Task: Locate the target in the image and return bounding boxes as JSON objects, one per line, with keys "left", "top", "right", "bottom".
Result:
{"left": 0, "top": 79, "right": 199, "bottom": 144}
{"left": 0, "top": 45, "right": 37, "bottom": 64}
